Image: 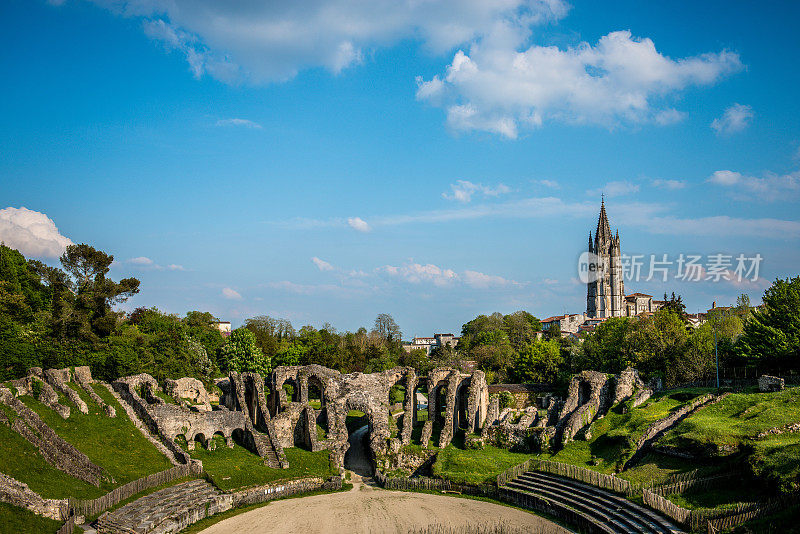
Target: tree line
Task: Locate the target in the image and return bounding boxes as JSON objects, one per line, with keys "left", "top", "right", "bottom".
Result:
{"left": 1, "top": 243, "right": 798, "bottom": 389}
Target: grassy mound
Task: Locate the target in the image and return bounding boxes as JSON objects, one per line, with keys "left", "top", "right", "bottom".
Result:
{"left": 660, "top": 387, "right": 800, "bottom": 453}
{"left": 0, "top": 503, "right": 77, "bottom": 534}
{"left": 5, "top": 383, "right": 172, "bottom": 499}
{"left": 188, "top": 434, "right": 336, "bottom": 491}
{"left": 432, "top": 444, "right": 531, "bottom": 485}
{"left": 539, "top": 388, "right": 710, "bottom": 475}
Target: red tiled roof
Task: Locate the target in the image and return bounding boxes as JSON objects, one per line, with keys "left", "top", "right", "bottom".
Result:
{"left": 625, "top": 292, "right": 653, "bottom": 299}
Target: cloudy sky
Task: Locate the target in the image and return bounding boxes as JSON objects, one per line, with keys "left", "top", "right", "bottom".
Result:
{"left": 2, "top": 1, "right": 799, "bottom": 336}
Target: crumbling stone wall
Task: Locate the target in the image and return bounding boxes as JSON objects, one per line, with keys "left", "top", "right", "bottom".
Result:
{"left": 758, "top": 375, "right": 785, "bottom": 392}
{"left": 10, "top": 371, "right": 70, "bottom": 419}
{"left": 0, "top": 386, "right": 105, "bottom": 486}
{"left": 164, "top": 377, "right": 212, "bottom": 412}
{"left": 73, "top": 366, "right": 116, "bottom": 417}
{"left": 482, "top": 367, "right": 655, "bottom": 451}
{"left": 44, "top": 368, "right": 88, "bottom": 415}
{"left": 116, "top": 372, "right": 287, "bottom": 469}
{"left": 263, "top": 365, "right": 487, "bottom": 470}
{"left": 0, "top": 471, "right": 68, "bottom": 521}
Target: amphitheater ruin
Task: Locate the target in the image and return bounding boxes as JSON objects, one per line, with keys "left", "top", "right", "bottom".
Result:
{"left": 0, "top": 363, "right": 704, "bottom": 533}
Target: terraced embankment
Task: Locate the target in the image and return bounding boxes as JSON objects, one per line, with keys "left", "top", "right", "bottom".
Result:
{"left": 502, "top": 470, "right": 683, "bottom": 534}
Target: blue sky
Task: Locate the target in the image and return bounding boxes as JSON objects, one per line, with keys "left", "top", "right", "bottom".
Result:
{"left": 2, "top": 0, "right": 799, "bottom": 337}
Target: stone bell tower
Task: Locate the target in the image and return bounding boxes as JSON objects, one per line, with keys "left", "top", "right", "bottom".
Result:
{"left": 586, "top": 198, "right": 624, "bottom": 319}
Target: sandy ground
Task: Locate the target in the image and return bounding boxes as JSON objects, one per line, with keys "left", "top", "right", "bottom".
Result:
{"left": 199, "top": 425, "right": 567, "bottom": 534}
{"left": 198, "top": 482, "right": 569, "bottom": 534}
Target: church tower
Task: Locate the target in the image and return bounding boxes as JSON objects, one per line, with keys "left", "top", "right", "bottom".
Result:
{"left": 586, "top": 198, "right": 624, "bottom": 319}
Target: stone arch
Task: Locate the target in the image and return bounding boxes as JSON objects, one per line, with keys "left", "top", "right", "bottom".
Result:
{"left": 193, "top": 432, "right": 208, "bottom": 450}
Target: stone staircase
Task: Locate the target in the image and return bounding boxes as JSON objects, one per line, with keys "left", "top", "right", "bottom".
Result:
{"left": 503, "top": 471, "right": 683, "bottom": 534}
{"left": 96, "top": 479, "right": 223, "bottom": 534}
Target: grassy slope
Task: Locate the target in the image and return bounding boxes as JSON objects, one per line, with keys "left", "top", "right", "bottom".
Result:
{"left": 660, "top": 387, "right": 800, "bottom": 493}
{"left": 538, "top": 388, "right": 710, "bottom": 479}
{"left": 7, "top": 383, "right": 171, "bottom": 499}
{"left": 0, "top": 503, "right": 79, "bottom": 534}
{"left": 189, "top": 435, "right": 336, "bottom": 492}
{"left": 660, "top": 387, "right": 800, "bottom": 453}
{"left": 433, "top": 444, "right": 531, "bottom": 485}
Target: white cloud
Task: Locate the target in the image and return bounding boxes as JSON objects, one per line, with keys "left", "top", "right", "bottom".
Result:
{"left": 311, "top": 257, "right": 334, "bottom": 271}
{"left": 222, "top": 287, "right": 243, "bottom": 300}
{"left": 347, "top": 217, "right": 371, "bottom": 233}
{"left": 128, "top": 256, "right": 155, "bottom": 265}
{"left": 651, "top": 179, "right": 686, "bottom": 190}
{"left": 711, "top": 103, "right": 753, "bottom": 135}
{"left": 417, "top": 30, "right": 742, "bottom": 136}
{"left": 0, "top": 207, "right": 73, "bottom": 258}
{"left": 443, "top": 180, "right": 511, "bottom": 203}
{"left": 215, "top": 118, "right": 262, "bottom": 129}
{"left": 89, "top": 0, "right": 569, "bottom": 83}
{"left": 708, "top": 169, "right": 800, "bottom": 202}
{"left": 126, "top": 256, "right": 186, "bottom": 271}
{"left": 381, "top": 262, "right": 518, "bottom": 289}
{"left": 537, "top": 179, "right": 560, "bottom": 189}
{"left": 587, "top": 180, "right": 640, "bottom": 198}
{"left": 462, "top": 270, "right": 514, "bottom": 289}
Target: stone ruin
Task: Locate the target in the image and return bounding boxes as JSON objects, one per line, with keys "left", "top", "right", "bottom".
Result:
{"left": 758, "top": 375, "right": 785, "bottom": 392}
{"left": 481, "top": 367, "right": 652, "bottom": 452}
{"left": 113, "top": 364, "right": 489, "bottom": 473}
{"left": 0, "top": 367, "right": 110, "bottom": 487}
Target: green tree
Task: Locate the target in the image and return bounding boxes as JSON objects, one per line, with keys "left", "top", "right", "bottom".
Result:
{"left": 513, "top": 339, "right": 563, "bottom": 383}
{"left": 220, "top": 328, "right": 271, "bottom": 376}
{"left": 738, "top": 276, "right": 800, "bottom": 370}
{"left": 58, "top": 244, "right": 140, "bottom": 338}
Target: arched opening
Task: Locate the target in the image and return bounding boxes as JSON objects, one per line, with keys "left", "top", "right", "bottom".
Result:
{"left": 308, "top": 376, "right": 324, "bottom": 409}
{"left": 388, "top": 382, "right": 406, "bottom": 439}
{"left": 430, "top": 382, "right": 448, "bottom": 445}
{"left": 579, "top": 381, "right": 591, "bottom": 406}
{"left": 411, "top": 382, "right": 428, "bottom": 445}
{"left": 193, "top": 432, "right": 208, "bottom": 450}
{"left": 343, "top": 402, "right": 373, "bottom": 478}
{"left": 456, "top": 381, "right": 470, "bottom": 431}
{"left": 283, "top": 378, "right": 299, "bottom": 404}
{"left": 209, "top": 431, "right": 226, "bottom": 450}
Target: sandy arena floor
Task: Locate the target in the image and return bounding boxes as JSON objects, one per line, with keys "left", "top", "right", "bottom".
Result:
{"left": 197, "top": 480, "right": 568, "bottom": 534}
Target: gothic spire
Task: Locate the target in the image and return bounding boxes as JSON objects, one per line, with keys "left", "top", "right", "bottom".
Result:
{"left": 596, "top": 197, "right": 611, "bottom": 242}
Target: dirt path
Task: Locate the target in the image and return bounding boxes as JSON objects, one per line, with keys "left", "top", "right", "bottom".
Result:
{"left": 198, "top": 480, "right": 568, "bottom": 534}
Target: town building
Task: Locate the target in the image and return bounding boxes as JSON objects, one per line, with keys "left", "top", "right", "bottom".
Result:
{"left": 541, "top": 313, "right": 586, "bottom": 334}
{"left": 212, "top": 321, "right": 232, "bottom": 337}
{"left": 402, "top": 333, "right": 460, "bottom": 355}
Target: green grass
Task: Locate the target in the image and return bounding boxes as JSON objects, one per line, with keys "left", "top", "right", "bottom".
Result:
{"left": 308, "top": 400, "right": 321, "bottom": 409}
{"left": 153, "top": 389, "right": 177, "bottom": 404}
{"left": 538, "top": 388, "right": 711, "bottom": 474}
{"left": 660, "top": 387, "right": 800, "bottom": 453}
{"left": 433, "top": 444, "right": 531, "bottom": 485}
{"left": 666, "top": 477, "right": 759, "bottom": 511}
{"left": 0, "top": 502, "right": 79, "bottom": 534}
{"left": 188, "top": 435, "right": 336, "bottom": 491}
{"left": 23, "top": 384, "right": 172, "bottom": 486}
{"left": 1, "top": 384, "right": 171, "bottom": 500}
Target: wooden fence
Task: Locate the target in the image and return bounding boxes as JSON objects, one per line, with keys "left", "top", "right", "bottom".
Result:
{"left": 530, "top": 459, "right": 636, "bottom": 497}
{"left": 643, "top": 474, "right": 796, "bottom": 532}
{"left": 55, "top": 515, "right": 75, "bottom": 534}
{"left": 375, "top": 470, "right": 496, "bottom": 497}
{"left": 67, "top": 462, "right": 201, "bottom": 518}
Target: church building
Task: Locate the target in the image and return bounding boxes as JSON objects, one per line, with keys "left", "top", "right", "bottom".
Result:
{"left": 586, "top": 200, "right": 663, "bottom": 319}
